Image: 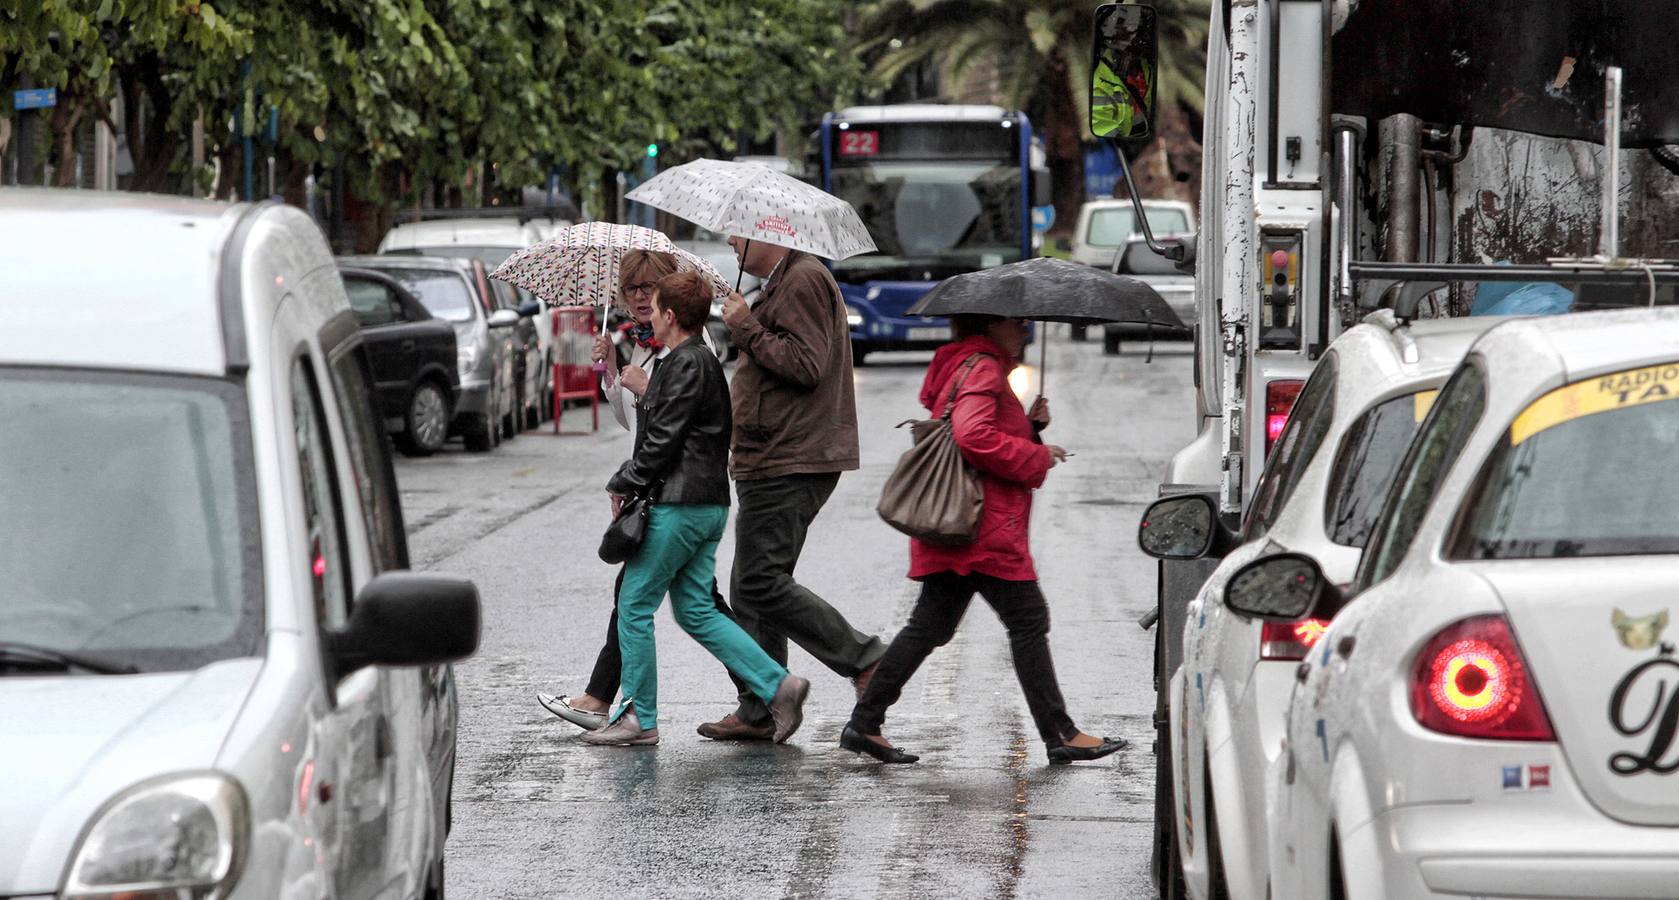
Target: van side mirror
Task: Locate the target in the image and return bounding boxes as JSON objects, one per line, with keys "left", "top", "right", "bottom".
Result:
{"left": 331, "top": 572, "right": 481, "bottom": 675}
{"left": 1089, "top": 3, "right": 1159, "bottom": 144}
{"left": 1223, "top": 553, "right": 1342, "bottom": 621}
{"left": 1138, "top": 493, "right": 1236, "bottom": 560}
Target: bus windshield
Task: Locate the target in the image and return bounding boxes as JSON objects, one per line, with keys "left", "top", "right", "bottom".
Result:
{"left": 830, "top": 160, "right": 1023, "bottom": 282}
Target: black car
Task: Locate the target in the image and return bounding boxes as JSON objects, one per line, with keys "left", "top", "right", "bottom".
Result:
{"left": 339, "top": 267, "right": 461, "bottom": 456}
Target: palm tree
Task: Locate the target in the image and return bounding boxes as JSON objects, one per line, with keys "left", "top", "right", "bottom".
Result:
{"left": 858, "top": 0, "right": 1210, "bottom": 234}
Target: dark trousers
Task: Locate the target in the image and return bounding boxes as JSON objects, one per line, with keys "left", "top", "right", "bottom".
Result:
{"left": 585, "top": 565, "right": 746, "bottom": 701}
{"left": 731, "top": 472, "right": 885, "bottom": 724}
{"left": 849, "top": 571, "right": 1078, "bottom": 747}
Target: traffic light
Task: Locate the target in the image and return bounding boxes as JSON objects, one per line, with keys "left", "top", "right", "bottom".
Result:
{"left": 646, "top": 143, "right": 659, "bottom": 159}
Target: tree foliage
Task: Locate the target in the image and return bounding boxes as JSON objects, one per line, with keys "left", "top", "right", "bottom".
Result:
{"left": 2, "top": 1, "right": 858, "bottom": 212}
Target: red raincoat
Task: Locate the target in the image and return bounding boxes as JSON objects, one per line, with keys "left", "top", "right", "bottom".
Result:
{"left": 907, "top": 335, "right": 1053, "bottom": 582}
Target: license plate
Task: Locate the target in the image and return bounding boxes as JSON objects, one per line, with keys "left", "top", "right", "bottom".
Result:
{"left": 908, "top": 326, "right": 950, "bottom": 342}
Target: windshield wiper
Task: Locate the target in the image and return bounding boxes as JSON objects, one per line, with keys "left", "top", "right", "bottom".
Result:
{"left": 0, "top": 642, "right": 140, "bottom": 675}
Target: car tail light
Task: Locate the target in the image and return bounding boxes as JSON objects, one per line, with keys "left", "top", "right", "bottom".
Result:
{"left": 1264, "top": 379, "right": 1305, "bottom": 457}
{"left": 1260, "top": 618, "right": 1330, "bottom": 661}
{"left": 1410, "top": 615, "right": 1555, "bottom": 741}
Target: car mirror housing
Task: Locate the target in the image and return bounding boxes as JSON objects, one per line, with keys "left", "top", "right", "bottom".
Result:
{"left": 1224, "top": 552, "right": 1341, "bottom": 621}
{"left": 487, "top": 309, "right": 520, "bottom": 329}
{"left": 1138, "top": 493, "right": 1234, "bottom": 560}
{"left": 516, "top": 300, "right": 541, "bottom": 319}
{"left": 331, "top": 572, "right": 481, "bottom": 675}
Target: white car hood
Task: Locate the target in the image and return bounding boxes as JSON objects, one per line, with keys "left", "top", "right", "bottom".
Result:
{"left": 0, "top": 658, "right": 262, "bottom": 894}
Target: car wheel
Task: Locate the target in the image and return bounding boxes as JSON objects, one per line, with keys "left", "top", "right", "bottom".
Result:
{"left": 1204, "top": 764, "right": 1232, "bottom": 900}
{"left": 1153, "top": 722, "right": 1188, "bottom": 899}
{"left": 1103, "top": 329, "right": 1122, "bottom": 356}
{"left": 851, "top": 344, "right": 867, "bottom": 367}
{"left": 398, "top": 381, "right": 451, "bottom": 457}
{"left": 501, "top": 380, "right": 518, "bottom": 439}
{"left": 463, "top": 412, "right": 495, "bottom": 453}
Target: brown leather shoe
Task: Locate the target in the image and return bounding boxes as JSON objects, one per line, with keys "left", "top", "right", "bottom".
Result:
{"left": 852, "top": 661, "right": 879, "bottom": 699}
{"left": 768, "top": 675, "right": 811, "bottom": 743}
{"left": 695, "top": 713, "right": 774, "bottom": 742}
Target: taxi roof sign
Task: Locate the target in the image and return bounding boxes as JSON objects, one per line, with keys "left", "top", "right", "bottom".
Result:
{"left": 1510, "top": 361, "right": 1679, "bottom": 445}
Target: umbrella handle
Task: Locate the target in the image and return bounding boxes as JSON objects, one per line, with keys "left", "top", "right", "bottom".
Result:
{"left": 734, "top": 239, "right": 750, "bottom": 294}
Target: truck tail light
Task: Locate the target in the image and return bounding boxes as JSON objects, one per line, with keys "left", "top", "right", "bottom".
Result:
{"left": 1260, "top": 618, "right": 1330, "bottom": 661}
{"left": 1410, "top": 615, "right": 1555, "bottom": 741}
{"left": 1264, "top": 379, "right": 1305, "bottom": 457}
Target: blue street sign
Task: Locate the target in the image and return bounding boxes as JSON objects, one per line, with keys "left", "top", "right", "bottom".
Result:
{"left": 1031, "top": 205, "right": 1056, "bottom": 233}
{"left": 14, "top": 88, "right": 56, "bottom": 110}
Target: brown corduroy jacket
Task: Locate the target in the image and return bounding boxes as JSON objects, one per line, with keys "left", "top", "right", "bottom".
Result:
{"left": 727, "top": 250, "right": 860, "bottom": 480}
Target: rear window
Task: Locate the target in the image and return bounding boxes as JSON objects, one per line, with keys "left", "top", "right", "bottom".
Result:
{"left": 383, "top": 268, "right": 475, "bottom": 322}
{"left": 1324, "top": 390, "right": 1437, "bottom": 547}
{"left": 1452, "top": 362, "right": 1679, "bottom": 559}
{"left": 396, "top": 245, "right": 536, "bottom": 305}
{"left": 0, "top": 368, "right": 262, "bottom": 672}
{"left": 1087, "top": 207, "right": 1190, "bottom": 247}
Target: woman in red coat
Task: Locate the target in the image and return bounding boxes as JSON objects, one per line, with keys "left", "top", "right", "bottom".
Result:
{"left": 842, "top": 315, "right": 1127, "bottom": 764}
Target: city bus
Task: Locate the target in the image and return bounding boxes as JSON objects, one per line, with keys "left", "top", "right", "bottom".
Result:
{"left": 817, "top": 104, "right": 1052, "bottom": 365}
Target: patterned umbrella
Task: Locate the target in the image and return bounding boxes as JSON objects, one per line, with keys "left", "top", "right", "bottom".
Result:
{"left": 489, "top": 221, "right": 731, "bottom": 311}
{"left": 624, "top": 158, "right": 878, "bottom": 260}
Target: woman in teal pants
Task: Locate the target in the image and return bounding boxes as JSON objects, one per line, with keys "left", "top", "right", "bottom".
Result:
{"left": 583, "top": 271, "right": 811, "bottom": 747}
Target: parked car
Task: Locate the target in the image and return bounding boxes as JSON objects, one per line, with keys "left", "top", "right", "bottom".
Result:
{"left": 380, "top": 214, "right": 555, "bottom": 427}
{"left": 0, "top": 189, "right": 479, "bottom": 899}
{"left": 1069, "top": 197, "right": 1195, "bottom": 269}
{"left": 1229, "top": 307, "right": 1679, "bottom": 900}
{"left": 339, "top": 266, "right": 461, "bottom": 456}
{"left": 340, "top": 255, "right": 524, "bottom": 452}
{"left": 1135, "top": 312, "right": 1498, "bottom": 900}
{"left": 1103, "top": 237, "right": 1196, "bottom": 351}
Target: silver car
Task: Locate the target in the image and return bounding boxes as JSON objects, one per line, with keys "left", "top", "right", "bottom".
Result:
{"left": 0, "top": 190, "right": 479, "bottom": 899}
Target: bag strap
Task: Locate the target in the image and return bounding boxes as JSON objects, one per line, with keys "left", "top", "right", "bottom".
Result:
{"left": 939, "top": 353, "right": 992, "bottom": 421}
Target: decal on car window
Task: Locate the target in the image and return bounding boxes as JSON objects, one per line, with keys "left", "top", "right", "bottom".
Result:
{"left": 1412, "top": 388, "right": 1439, "bottom": 422}
{"left": 1511, "top": 360, "right": 1679, "bottom": 445}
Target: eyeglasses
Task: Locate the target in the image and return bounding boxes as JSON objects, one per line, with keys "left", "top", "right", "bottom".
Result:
{"left": 623, "top": 282, "right": 658, "bottom": 297}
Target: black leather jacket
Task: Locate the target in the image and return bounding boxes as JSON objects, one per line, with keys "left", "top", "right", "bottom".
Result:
{"left": 606, "top": 338, "right": 732, "bottom": 505}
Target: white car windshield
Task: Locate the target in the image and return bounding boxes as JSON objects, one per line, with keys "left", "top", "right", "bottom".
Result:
{"left": 1456, "top": 367, "right": 1679, "bottom": 558}
{"left": 1087, "top": 207, "right": 1190, "bottom": 247}
{"left": 0, "top": 369, "right": 262, "bottom": 673}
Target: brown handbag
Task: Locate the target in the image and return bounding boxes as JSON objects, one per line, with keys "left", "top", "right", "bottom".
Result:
{"left": 876, "top": 354, "right": 988, "bottom": 545}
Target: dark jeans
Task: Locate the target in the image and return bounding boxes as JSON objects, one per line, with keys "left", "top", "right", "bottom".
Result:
{"left": 849, "top": 571, "right": 1078, "bottom": 747}
{"left": 732, "top": 472, "right": 885, "bottom": 724}
{"left": 585, "top": 565, "right": 746, "bottom": 701}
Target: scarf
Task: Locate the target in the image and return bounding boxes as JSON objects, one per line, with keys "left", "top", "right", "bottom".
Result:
{"left": 627, "top": 322, "right": 662, "bottom": 350}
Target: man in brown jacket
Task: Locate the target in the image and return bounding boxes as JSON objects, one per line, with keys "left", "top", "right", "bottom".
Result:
{"left": 698, "top": 239, "right": 885, "bottom": 741}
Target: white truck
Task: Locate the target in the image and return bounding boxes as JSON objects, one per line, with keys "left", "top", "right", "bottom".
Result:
{"left": 1091, "top": 1, "right": 1679, "bottom": 895}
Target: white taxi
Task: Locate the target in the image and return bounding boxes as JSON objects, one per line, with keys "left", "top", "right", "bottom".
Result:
{"left": 1137, "top": 313, "right": 1497, "bottom": 899}
{"left": 1224, "top": 307, "right": 1679, "bottom": 898}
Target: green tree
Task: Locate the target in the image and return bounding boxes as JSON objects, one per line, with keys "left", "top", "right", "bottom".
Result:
{"left": 858, "top": 0, "right": 1208, "bottom": 230}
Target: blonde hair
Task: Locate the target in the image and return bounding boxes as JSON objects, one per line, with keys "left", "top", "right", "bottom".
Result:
{"left": 618, "top": 250, "right": 680, "bottom": 308}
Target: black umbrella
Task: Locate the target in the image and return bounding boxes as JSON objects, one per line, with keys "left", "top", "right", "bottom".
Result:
{"left": 906, "top": 256, "right": 1184, "bottom": 393}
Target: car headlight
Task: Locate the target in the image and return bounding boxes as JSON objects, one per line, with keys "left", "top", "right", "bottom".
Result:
{"left": 457, "top": 344, "right": 478, "bottom": 375}
{"left": 63, "top": 772, "right": 248, "bottom": 900}
{"left": 845, "top": 305, "right": 864, "bottom": 328}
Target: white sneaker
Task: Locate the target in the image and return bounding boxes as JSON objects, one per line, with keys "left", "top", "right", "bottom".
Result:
{"left": 579, "top": 709, "right": 660, "bottom": 746}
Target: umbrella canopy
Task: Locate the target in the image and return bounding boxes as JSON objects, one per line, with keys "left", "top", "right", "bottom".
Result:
{"left": 906, "top": 257, "right": 1182, "bottom": 327}
{"left": 624, "top": 158, "right": 878, "bottom": 261}
{"left": 490, "top": 222, "right": 730, "bottom": 309}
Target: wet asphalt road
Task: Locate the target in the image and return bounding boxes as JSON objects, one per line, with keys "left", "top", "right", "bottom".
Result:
{"left": 397, "top": 327, "right": 1196, "bottom": 898}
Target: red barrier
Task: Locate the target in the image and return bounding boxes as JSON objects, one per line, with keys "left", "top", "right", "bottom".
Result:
{"left": 551, "top": 305, "right": 599, "bottom": 434}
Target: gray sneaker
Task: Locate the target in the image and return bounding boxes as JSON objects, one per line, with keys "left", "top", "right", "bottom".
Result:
{"left": 580, "top": 709, "right": 660, "bottom": 746}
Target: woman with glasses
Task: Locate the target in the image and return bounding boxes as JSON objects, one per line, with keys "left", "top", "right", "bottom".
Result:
{"left": 536, "top": 250, "right": 737, "bottom": 730}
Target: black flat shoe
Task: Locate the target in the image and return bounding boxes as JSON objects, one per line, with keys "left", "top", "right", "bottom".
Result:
{"left": 840, "top": 724, "right": 920, "bottom": 764}
{"left": 1047, "top": 736, "right": 1129, "bottom": 765}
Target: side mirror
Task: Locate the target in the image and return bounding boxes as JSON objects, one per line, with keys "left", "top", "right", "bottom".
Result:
{"left": 331, "top": 572, "right": 481, "bottom": 675}
{"left": 517, "top": 300, "right": 541, "bottom": 319}
{"left": 1223, "top": 553, "right": 1340, "bottom": 621}
{"left": 487, "top": 308, "right": 520, "bottom": 329}
{"left": 1089, "top": 3, "right": 1159, "bottom": 143}
{"left": 1173, "top": 234, "right": 1198, "bottom": 275}
{"left": 1138, "top": 493, "right": 1235, "bottom": 560}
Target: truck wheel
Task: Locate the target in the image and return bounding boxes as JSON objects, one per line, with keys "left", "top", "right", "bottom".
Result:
{"left": 1103, "top": 330, "right": 1122, "bottom": 356}
{"left": 397, "top": 381, "right": 450, "bottom": 457}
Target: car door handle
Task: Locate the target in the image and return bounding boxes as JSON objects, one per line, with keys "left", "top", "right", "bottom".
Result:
{"left": 1296, "top": 662, "right": 1311, "bottom": 683}
{"left": 400, "top": 340, "right": 416, "bottom": 352}
{"left": 1336, "top": 635, "right": 1356, "bottom": 658}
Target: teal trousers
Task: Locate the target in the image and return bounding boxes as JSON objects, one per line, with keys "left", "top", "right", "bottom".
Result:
{"left": 613, "top": 504, "right": 788, "bottom": 730}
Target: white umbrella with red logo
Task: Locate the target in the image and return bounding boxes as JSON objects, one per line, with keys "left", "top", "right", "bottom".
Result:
{"left": 624, "top": 158, "right": 877, "bottom": 265}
